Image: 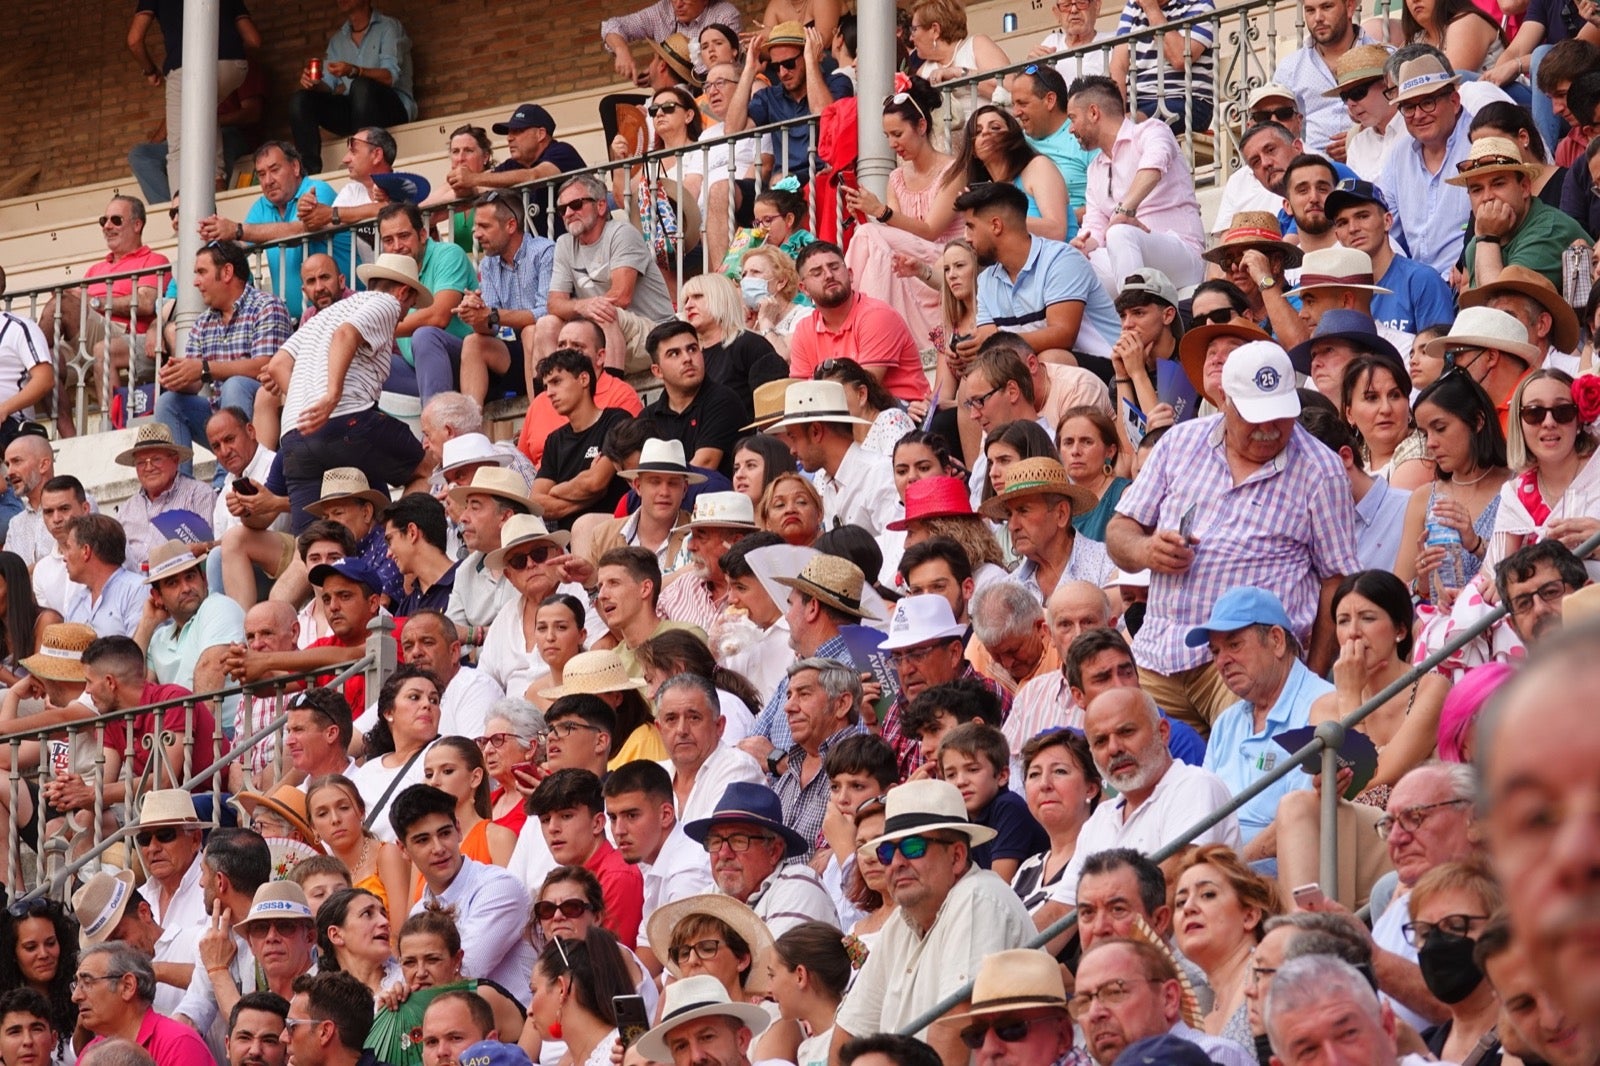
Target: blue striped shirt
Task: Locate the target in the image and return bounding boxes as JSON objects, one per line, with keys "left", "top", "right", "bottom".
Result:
{"left": 479, "top": 231, "right": 556, "bottom": 319}
{"left": 1115, "top": 0, "right": 1216, "bottom": 105}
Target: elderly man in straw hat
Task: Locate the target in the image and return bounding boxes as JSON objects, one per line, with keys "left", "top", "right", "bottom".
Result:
{"left": 113, "top": 422, "right": 218, "bottom": 572}
{"left": 476, "top": 513, "right": 602, "bottom": 700}
{"left": 136, "top": 538, "right": 245, "bottom": 697}
{"left": 769, "top": 380, "right": 899, "bottom": 537}
{"left": 635, "top": 974, "right": 770, "bottom": 1066}
{"left": 1452, "top": 137, "right": 1593, "bottom": 290}
{"left": 1322, "top": 45, "right": 1403, "bottom": 180}
{"left": 983, "top": 458, "right": 1114, "bottom": 602}
{"left": 73, "top": 868, "right": 199, "bottom": 1015}
{"left": 935, "top": 948, "right": 1077, "bottom": 1066}
{"left": 1199, "top": 213, "right": 1306, "bottom": 346}
{"left": 657, "top": 491, "right": 761, "bottom": 633}
{"left": 262, "top": 251, "right": 432, "bottom": 532}
{"left": 445, "top": 466, "right": 540, "bottom": 645}
{"left": 1462, "top": 265, "right": 1583, "bottom": 374}
{"left": 831, "top": 779, "right": 1033, "bottom": 1063}
{"left": 177, "top": 876, "right": 317, "bottom": 1043}
{"left": 1425, "top": 305, "right": 1543, "bottom": 431}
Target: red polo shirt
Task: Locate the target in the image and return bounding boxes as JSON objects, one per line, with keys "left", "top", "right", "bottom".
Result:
{"left": 100, "top": 683, "right": 227, "bottom": 781}
{"left": 788, "top": 293, "right": 930, "bottom": 402}
{"left": 84, "top": 245, "right": 171, "bottom": 331}
{"left": 585, "top": 837, "right": 644, "bottom": 950}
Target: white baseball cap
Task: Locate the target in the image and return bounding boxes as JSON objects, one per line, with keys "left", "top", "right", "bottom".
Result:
{"left": 1220, "top": 341, "right": 1301, "bottom": 423}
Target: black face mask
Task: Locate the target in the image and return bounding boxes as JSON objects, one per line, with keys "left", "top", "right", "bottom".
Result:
{"left": 1417, "top": 929, "right": 1485, "bottom": 1004}
{"left": 1124, "top": 601, "right": 1147, "bottom": 637}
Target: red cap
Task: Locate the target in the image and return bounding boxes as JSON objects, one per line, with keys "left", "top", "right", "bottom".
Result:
{"left": 887, "top": 476, "right": 976, "bottom": 531}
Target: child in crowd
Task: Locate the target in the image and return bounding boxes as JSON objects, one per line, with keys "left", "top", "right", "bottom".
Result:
{"left": 898, "top": 677, "right": 1003, "bottom": 775}
{"left": 813, "top": 734, "right": 899, "bottom": 928}
{"left": 938, "top": 722, "right": 1048, "bottom": 882}
{"left": 286, "top": 853, "right": 354, "bottom": 914}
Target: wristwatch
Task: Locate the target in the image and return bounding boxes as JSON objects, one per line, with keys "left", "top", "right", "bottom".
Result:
{"left": 331, "top": 207, "right": 343, "bottom": 226}
{"left": 488, "top": 309, "right": 501, "bottom": 331}
{"left": 200, "top": 359, "right": 213, "bottom": 385}
{"left": 766, "top": 750, "right": 785, "bottom": 775}
{"left": 1258, "top": 274, "right": 1278, "bottom": 290}
{"left": 90, "top": 296, "right": 106, "bottom": 313}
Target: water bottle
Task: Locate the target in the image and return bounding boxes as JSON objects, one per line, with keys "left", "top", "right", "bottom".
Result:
{"left": 1424, "top": 517, "right": 1462, "bottom": 603}
{"left": 1003, "top": 11, "right": 1019, "bottom": 31}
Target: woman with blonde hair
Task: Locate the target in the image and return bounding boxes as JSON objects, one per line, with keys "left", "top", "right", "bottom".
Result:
{"left": 1172, "top": 845, "right": 1285, "bottom": 1044}
{"left": 908, "top": 0, "right": 1011, "bottom": 98}
{"left": 739, "top": 245, "right": 809, "bottom": 359}
{"left": 306, "top": 773, "right": 414, "bottom": 928}
{"left": 760, "top": 471, "right": 825, "bottom": 547}
{"left": 680, "top": 272, "right": 789, "bottom": 418}
{"left": 1404, "top": 860, "right": 1506, "bottom": 1064}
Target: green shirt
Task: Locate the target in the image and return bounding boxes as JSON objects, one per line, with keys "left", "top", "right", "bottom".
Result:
{"left": 396, "top": 239, "right": 480, "bottom": 365}
{"left": 1465, "top": 196, "right": 1593, "bottom": 291}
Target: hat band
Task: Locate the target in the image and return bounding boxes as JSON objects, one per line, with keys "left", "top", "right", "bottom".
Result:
{"left": 246, "top": 900, "right": 313, "bottom": 921}
{"left": 82, "top": 878, "right": 130, "bottom": 938}
{"left": 706, "top": 807, "right": 782, "bottom": 826}
{"left": 633, "top": 462, "right": 692, "bottom": 475}
{"left": 797, "top": 577, "right": 862, "bottom": 612}
{"left": 1399, "top": 69, "right": 1454, "bottom": 95}
{"left": 661, "top": 998, "right": 737, "bottom": 1025}
{"left": 1337, "top": 67, "right": 1384, "bottom": 85}
{"left": 40, "top": 645, "right": 85, "bottom": 661}
{"left": 882, "top": 810, "right": 974, "bottom": 836}
{"left": 1298, "top": 272, "right": 1377, "bottom": 288}
{"left": 784, "top": 406, "right": 855, "bottom": 419}
{"left": 1002, "top": 477, "right": 1071, "bottom": 496}
{"left": 971, "top": 993, "right": 1069, "bottom": 1009}
{"left": 1221, "top": 227, "right": 1285, "bottom": 244}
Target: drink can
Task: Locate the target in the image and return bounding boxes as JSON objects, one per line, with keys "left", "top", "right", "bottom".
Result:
{"left": 308, "top": 58, "right": 323, "bottom": 81}
{"left": 48, "top": 740, "right": 70, "bottom": 778}
{"left": 1003, "top": 11, "right": 1019, "bottom": 31}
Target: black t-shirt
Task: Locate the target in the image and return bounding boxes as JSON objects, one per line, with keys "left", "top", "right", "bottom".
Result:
{"left": 705, "top": 331, "right": 790, "bottom": 424}
{"left": 138, "top": 0, "right": 252, "bottom": 70}
{"left": 536, "top": 407, "right": 632, "bottom": 528}
{"left": 642, "top": 381, "right": 746, "bottom": 480}
{"left": 498, "top": 141, "right": 588, "bottom": 237}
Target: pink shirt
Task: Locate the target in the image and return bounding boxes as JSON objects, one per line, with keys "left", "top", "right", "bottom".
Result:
{"left": 1082, "top": 119, "right": 1205, "bottom": 253}
{"left": 789, "top": 293, "right": 930, "bottom": 402}
{"left": 83, "top": 245, "right": 171, "bottom": 331}
{"left": 79, "top": 1007, "right": 213, "bottom": 1066}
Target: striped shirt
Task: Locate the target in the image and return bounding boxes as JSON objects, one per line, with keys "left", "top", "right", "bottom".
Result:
{"left": 1115, "top": 0, "right": 1216, "bottom": 107}
{"left": 748, "top": 859, "right": 840, "bottom": 936}
{"left": 279, "top": 290, "right": 401, "bottom": 432}
{"left": 658, "top": 568, "right": 728, "bottom": 633}
{"left": 1006, "top": 672, "right": 1084, "bottom": 755}
{"left": 1115, "top": 416, "right": 1360, "bottom": 674}
{"left": 772, "top": 721, "right": 869, "bottom": 859}
{"left": 881, "top": 663, "right": 1013, "bottom": 780}
{"left": 0, "top": 312, "right": 49, "bottom": 420}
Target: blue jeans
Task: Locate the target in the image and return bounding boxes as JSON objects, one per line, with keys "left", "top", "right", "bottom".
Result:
{"left": 128, "top": 127, "right": 252, "bottom": 206}
{"left": 153, "top": 376, "right": 262, "bottom": 479}
{"left": 384, "top": 326, "right": 462, "bottom": 406}
{"left": 1528, "top": 44, "right": 1561, "bottom": 158}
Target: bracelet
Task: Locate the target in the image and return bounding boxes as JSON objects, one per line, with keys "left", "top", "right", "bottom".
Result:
{"left": 878, "top": 205, "right": 894, "bottom": 224}
{"left": 1113, "top": 203, "right": 1137, "bottom": 218}
{"left": 1115, "top": 377, "right": 1134, "bottom": 385}
{"left": 1476, "top": 234, "right": 1502, "bottom": 245}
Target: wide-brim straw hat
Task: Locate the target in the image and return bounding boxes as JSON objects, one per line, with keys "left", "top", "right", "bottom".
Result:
{"left": 774, "top": 553, "right": 879, "bottom": 620}
{"left": 939, "top": 949, "right": 1070, "bottom": 1025}
{"left": 233, "top": 785, "right": 319, "bottom": 845}
{"left": 115, "top": 422, "right": 193, "bottom": 466}
{"left": 136, "top": 789, "right": 203, "bottom": 829}
{"left": 19, "top": 622, "right": 98, "bottom": 682}
{"left": 743, "top": 378, "right": 799, "bottom": 431}
{"left": 978, "top": 457, "right": 1095, "bottom": 521}
{"left": 635, "top": 974, "right": 772, "bottom": 1063}
{"left": 72, "top": 869, "right": 138, "bottom": 946}
{"left": 446, "top": 466, "right": 536, "bottom": 513}
{"left": 1424, "top": 306, "right": 1541, "bottom": 365}
{"left": 648, "top": 33, "right": 703, "bottom": 88}
{"left": 619, "top": 439, "right": 708, "bottom": 484}
{"left": 355, "top": 252, "right": 435, "bottom": 305}
{"left": 645, "top": 894, "right": 777, "bottom": 983}
{"left": 1179, "top": 321, "right": 1272, "bottom": 406}
{"left": 673, "top": 491, "right": 760, "bottom": 532}
{"left": 1321, "top": 44, "right": 1392, "bottom": 97}
{"left": 767, "top": 380, "right": 875, "bottom": 432}
{"left": 866, "top": 778, "right": 997, "bottom": 849}
{"left": 143, "top": 539, "right": 206, "bottom": 585}
{"left": 483, "top": 512, "right": 570, "bottom": 570}
{"left": 305, "top": 467, "right": 391, "bottom": 518}
{"left": 1446, "top": 135, "right": 1543, "bottom": 186}
{"left": 1201, "top": 211, "right": 1303, "bottom": 269}
{"left": 538, "top": 648, "right": 647, "bottom": 699}
{"left": 233, "top": 880, "right": 315, "bottom": 935}
{"left": 1460, "top": 265, "right": 1581, "bottom": 353}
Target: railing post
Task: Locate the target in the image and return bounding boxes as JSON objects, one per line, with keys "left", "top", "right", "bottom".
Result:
{"left": 1316, "top": 718, "right": 1345, "bottom": 899}
{"left": 366, "top": 613, "right": 397, "bottom": 714}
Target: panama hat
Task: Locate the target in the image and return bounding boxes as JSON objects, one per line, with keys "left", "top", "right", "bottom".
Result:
{"left": 1283, "top": 247, "right": 1393, "bottom": 297}
{"left": 878, "top": 594, "right": 968, "bottom": 651}
{"left": 355, "top": 252, "right": 434, "bottom": 305}
{"left": 1424, "top": 306, "right": 1541, "bottom": 366}
{"left": 304, "top": 467, "right": 391, "bottom": 518}
{"left": 742, "top": 378, "right": 799, "bottom": 431}
{"left": 619, "top": 439, "right": 708, "bottom": 484}
{"left": 1245, "top": 83, "right": 1298, "bottom": 111}
{"left": 644, "top": 894, "right": 776, "bottom": 983}
{"left": 1390, "top": 54, "right": 1460, "bottom": 105}
{"left": 538, "top": 649, "right": 647, "bottom": 700}
{"left": 648, "top": 33, "right": 703, "bottom": 88}
{"left": 767, "top": 380, "right": 874, "bottom": 432}
{"left": 142, "top": 539, "right": 206, "bottom": 585}
{"left": 683, "top": 780, "right": 810, "bottom": 857}
{"left": 635, "top": 975, "right": 772, "bottom": 1062}
{"left": 72, "top": 870, "right": 139, "bottom": 946}
{"left": 1460, "top": 265, "right": 1581, "bottom": 353}
{"left": 446, "top": 465, "right": 536, "bottom": 513}
{"left": 940, "top": 949, "right": 1070, "bottom": 1026}
{"left": 1446, "top": 136, "right": 1543, "bottom": 186}
{"left": 483, "top": 513, "right": 570, "bottom": 570}
{"left": 762, "top": 20, "right": 808, "bottom": 55}
{"left": 1201, "top": 212, "right": 1303, "bottom": 269}
{"left": 136, "top": 789, "right": 202, "bottom": 830}
{"left": 673, "top": 491, "right": 760, "bottom": 532}
{"left": 1179, "top": 321, "right": 1272, "bottom": 406}
{"left": 886, "top": 475, "right": 976, "bottom": 531}
{"left": 1321, "top": 44, "right": 1392, "bottom": 97}
{"left": 114, "top": 422, "right": 193, "bottom": 466}
{"left": 866, "top": 778, "right": 997, "bottom": 850}
{"left": 233, "top": 785, "right": 319, "bottom": 846}
{"left": 978, "top": 457, "right": 1095, "bottom": 521}
{"left": 19, "top": 622, "right": 98, "bottom": 683}
{"left": 233, "top": 880, "right": 315, "bottom": 935}
{"left": 773, "top": 553, "right": 879, "bottom": 620}
{"left": 439, "top": 433, "right": 513, "bottom": 478}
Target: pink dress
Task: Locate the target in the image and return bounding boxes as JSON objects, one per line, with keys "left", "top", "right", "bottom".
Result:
{"left": 844, "top": 168, "right": 963, "bottom": 354}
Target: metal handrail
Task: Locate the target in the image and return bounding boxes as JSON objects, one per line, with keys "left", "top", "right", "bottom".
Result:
{"left": 894, "top": 525, "right": 1600, "bottom": 1037}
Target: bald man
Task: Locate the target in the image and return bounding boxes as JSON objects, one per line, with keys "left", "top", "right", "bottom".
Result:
{"left": 1006, "top": 580, "right": 1115, "bottom": 752}
{"left": 5, "top": 433, "right": 61, "bottom": 566}
{"left": 232, "top": 600, "right": 300, "bottom": 791}
{"left": 299, "top": 254, "right": 350, "bottom": 322}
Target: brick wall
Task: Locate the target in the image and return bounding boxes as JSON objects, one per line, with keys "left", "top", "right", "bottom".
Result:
{"left": 4, "top": 0, "right": 765, "bottom": 197}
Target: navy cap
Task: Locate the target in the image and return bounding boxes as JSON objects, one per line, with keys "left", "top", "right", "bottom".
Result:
{"left": 493, "top": 103, "right": 555, "bottom": 134}
{"left": 1184, "top": 586, "right": 1294, "bottom": 647}
{"left": 1112, "top": 1035, "right": 1216, "bottom": 1066}
{"left": 371, "top": 171, "right": 432, "bottom": 205}
{"left": 1323, "top": 178, "right": 1387, "bottom": 221}
{"left": 309, "top": 557, "right": 384, "bottom": 595}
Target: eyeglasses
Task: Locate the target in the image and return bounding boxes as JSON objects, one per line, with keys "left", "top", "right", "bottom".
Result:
{"left": 1192, "top": 307, "right": 1235, "bottom": 327}
{"left": 1397, "top": 89, "right": 1451, "bottom": 117}
{"left": 476, "top": 732, "right": 527, "bottom": 749}
{"left": 1519, "top": 401, "right": 1579, "bottom": 426}
{"left": 136, "top": 827, "right": 181, "bottom": 847}
{"left": 1402, "top": 913, "right": 1490, "bottom": 949}
{"left": 1443, "top": 346, "right": 1485, "bottom": 370}
{"left": 874, "top": 834, "right": 950, "bottom": 865}
{"left": 668, "top": 938, "right": 727, "bottom": 965}
{"left": 505, "top": 544, "right": 554, "bottom": 570}
{"left": 97, "top": 214, "right": 126, "bottom": 228}
{"left": 282, "top": 1017, "right": 319, "bottom": 1034}
{"left": 534, "top": 899, "right": 594, "bottom": 920}
{"left": 888, "top": 642, "right": 951, "bottom": 667}
{"left": 1374, "top": 798, "right": 1471, "bottom": 839}
{"left": 1509, "top": 579, "right": 1569, "bottom": 616}
{"left": 959, "top": 1018, "right": 1046, "bottom": 1050}
{"left": 773, "top": 56, "right": 802, "bottom": 71}
{"left": 1067, "top": 979, "right": 1163, "bottom": 1020}
{"left": 703, "top": 77, "right": 739, "bottom": 90}
{"left": 1249, "top": 106, "right": 1298, "bottom": 124}
{"left": 6, "top": 897, "right": 50, "bottom": 919}
{"left": 1339, "top": 80, "right": 1379, "bottom": 104}
{"left": 346, "top": 137, "right": 374, "bottom": 151}
{"left": 547, "top": 720, "right": 601, "bottom": 740}
{"left": 1054, "top": 0, "right": 1093, "bottom": 9}
{"left": 704, "top": 832, "right": 775, "bottom": 853}
{"left": 647, "top": 103, "right": 686, "bottom": 116}
{"left": 70, "top": 973, "right": 121, "bottom": 994}
{"left": 960, "top": 384, "right": 1003, "bottom": 414}
{"left": 1458, "top": 152, "right": 1523, "bottom": 174}
{"left": 558, "top": 197, "right": 599, "bottom": 214}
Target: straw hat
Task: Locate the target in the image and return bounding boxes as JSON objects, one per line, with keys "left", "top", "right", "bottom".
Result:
{"left": 1201, "top": 212, "right": 1303, "bottom": 269}
{"left": 439, "top": 432, "right": 513, "bottom": 478}
{"left": 483, "top": 513, "right": 570, "bottom": 570}
{"left": 1447, "top": 136, "right": 1543, "bottom": 186}
{"left": 19, "top": 622, "right": 98, "bottom": 683}
{"left": 763, "top": 20, "right": 808, "bottom": 55}
{"left": 538, "top": 648, "right": 647, "bottom": 700}
{"left": 878, "top": 594, "right": 968, "bottom": 651}
{"left": 142, "top": 539, "right": 206, "bottom": 585}
{"left": 865, "top": 778, "right": 997, "bottom": 849}
{"left": 644, "top": 894, "right": 776, "bottom": 983}
{"left": 742, "top": 378, "right": 799, "bottom": 431}
{"left": 136, "top": 789, "right": 202, "bottom": 829}
{"left": 233, "top": 785, "right": 319, "bottom": 845}
{"left": 648, "top": 33, "right": 703, "bottom": 88}
{"left": 619, "top": 439, "right": 708, "bottom": 484}
{"left": 1460, "top": 265, "right": 1581, "bottom": 353}
{"left": 886, "top": 475, "right": 976, "bottom": 531}
{"left": 233, "top": 880, "right": 315, "bottom": 935}
{"left": 1390, "top": 54, "right": 1460, "bottom": 105}
{"left": 673, "top": 491, "right": 760, "bottom": 532}
{"left": 114, "top": 422, "right": 193, "bottom": 467}
{"left": 1424, "top": 306, "right": 1541, "bottom": 365}
{"left": 773, "top": 554, "right": 879, "bottom": 620}
{"left": 355, "top": 253, "right": 435, "bottom": 305}
{"left": 1178, "top": 321, "right": 1272, "bottom": 405}
{"left": 1320, "top": 44, "right": 1392, "bottom": 97}
{"left": 635, "top": 975, "right": 772, "bottom": 1062}
{"left": 1562, "top": 583, "right": 1600, "bottom": 625}
{"left": 939, "top": 949, "right": 1070, "bottom": 1026}
{"left": 767, "top": 380, "right": 875, "bottom": 432}
{"left": 446, "top": 465, "right": 536, "bottom": 513}
{"left": 978, "top": 457, "right": 1095, "bottom": 521}
{"left": 304, "top": 468, "right": 391, "bottom": 518}
{"left": 1284, "top": 247, "right": 1393, "bottom": 297}
{"left": 72, "top": 869, "right": 138, "bottom": 945}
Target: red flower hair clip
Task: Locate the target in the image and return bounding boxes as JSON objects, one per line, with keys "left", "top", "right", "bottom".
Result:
{"left": 893, "top": 71, "right": 912, "bottom": 94}
{"left": 1573, "top": 373, "right": 1600, "bottom": 424}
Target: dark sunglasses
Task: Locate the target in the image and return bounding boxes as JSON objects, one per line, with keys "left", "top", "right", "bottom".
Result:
{"left": 1519, "top": 402, "right": 1580, "bottom": 426}
{"left": 647, "top": 103, "right": 685, "bottom": 116}
{"left": 98, "top": 214, "right": 127, "bottom": 228}
{"left": 558, "top": 197, "right": 599, "bottom": 214}
{"left": 136, "top": 827, "right": 181, "bottom": 847}
{"left": 249, "top": 918, "right": 311, "bottom": 938}
{"left": 534, "top": 899, "right": 593, "bottom": 920}
{"left": 773, "top": 56, "right": 802, "bottom": 71}
{"left": 1249, "top": 106, "right": 1297, "bottom": 124}
{"left": 875, "top": 834, "right": 945, "bottom": 865}
{"left": 505, "top": 544, "right": 555, "bottom": 570}
{"left": 959, "top": 1018, "right": 1041, "bottom": 1051}
{"left": 6, "top": 897, "right": 50, "bottom": 919}
{"left": 1191, "top": 307, "right": 1234, "bottom": 327}
{"left": 1339, "top": 80, "right": 1379, "bottom": 103}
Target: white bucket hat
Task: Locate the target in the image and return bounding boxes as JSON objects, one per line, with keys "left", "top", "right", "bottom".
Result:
{"left": 878, "top": 594, "right": 968, "bottom": 651}
{"left": 619, "top": 439, "right": 708, "bottom": 484}
{"left": 1283, "top": 247, "right": 1393, "bottom": 297}
{"left": 440, "top": 433, "right": 513, "bottom": 477}
{"left": 634, "top": 975, "right": 771, "bottom": 1062}
{"left": 483, "top": 513, "right": 570, "bottom": 570}
{"left": 674, "top": 491, "right": 759, "bottom": 532}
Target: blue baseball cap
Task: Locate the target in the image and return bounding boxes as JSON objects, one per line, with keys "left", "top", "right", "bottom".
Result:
{"left": 1112, "top": 1035, "right": 1215, "bottom": 1066}
{"left": 371, "top": 171, "right": 432, "bottom": 205}
{"left": 308, "top": 557, "right": 384, "bottom": 596}
{"left": 460, "top": 1042, "right": 534, "bottom": 1066}
{"left": 1323, "top": 178, "right": 1387, "bottom": 221}
{"left": 1184, "top": 586, "right": 1294, "bottom": 647}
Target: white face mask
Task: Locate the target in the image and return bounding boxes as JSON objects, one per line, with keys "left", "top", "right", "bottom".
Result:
{"left": 740, "top": 275, "right": 771, "bottom": 309}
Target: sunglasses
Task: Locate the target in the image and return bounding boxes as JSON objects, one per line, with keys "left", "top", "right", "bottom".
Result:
{"left": 773, "top": 56, "right": 802, "bottom": 71}
{"left": 534, "top": 899, "right": 593, "bottom": 920}
{"left": 248, "top": 918, "right": 311, "bottom": 938}
{"left": 1339, "top": 80, "right": 1379, "bottom": 103}
{"left": 1458, "top": 152, "right": 1523, "bottom": 173}
{"left": 1191, "top": 307, "right": 1234, "bottom": 327}
{"left": 1249, "top": 106, "right": 1297, "bottom": 124}
{"left": 1519, "top": 402, "right": 1580, "bottom": 426}
{"left": 6, "top": 897, "right": 50, "bottom": 919}
{"left": 558, "top": 197, "right": 599, "bottom": 214}
{"left": 959, "top": 1018, "right": 1042, "bottom": 1051}
{"left": 647, "top": 102, "right": 686, "bottom": 116}
{"left": 874, "top": 834, "right": 947, "bottom": 865}
{"left": 136, "top": 827, "right": 181, "bottom": 847}
{"left": 98, "top": 214, "right": 127, "bottom": 228}
{"left": 505, "top": 544, "right": 554, "bottom": 570}
{"left": 885, "top": 90, "right": 927, "bottom": 121}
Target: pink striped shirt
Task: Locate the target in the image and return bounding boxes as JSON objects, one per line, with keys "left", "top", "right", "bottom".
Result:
{"left": 1114, "top": 416, "right": 1360, "bottom": 674}
{"left": 1006, "top": 671, "right": 1084, "bottom": 754}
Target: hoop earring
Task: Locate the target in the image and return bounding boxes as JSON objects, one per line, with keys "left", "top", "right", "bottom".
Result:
{"left": 1103, "top": 460, "right": 1114, "bottom": 477}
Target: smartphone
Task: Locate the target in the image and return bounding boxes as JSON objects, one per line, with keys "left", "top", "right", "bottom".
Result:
{"left": 511, "top": 761, "right": 539, "bottom": 779}
{"left": 233, "top": 477, "right": 259, "bottom": 496}
{"left": 613, "top": 994, "right": 650, "bottom": 1050}
{"left": 839, "top": 171, "right": 868, "bottom": 224}
{"left": 1292, "top": 883, "right": 1326, "bottom": 909}
{"left": 1179, "top": 503, "right": 1198, "bottom": 544}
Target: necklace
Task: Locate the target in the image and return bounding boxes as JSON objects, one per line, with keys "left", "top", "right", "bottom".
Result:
{"left": 1452, "top": 466, "right": 1492, "bottom": 486}
{"left": 357, "top": 835, "right": 373, "bottom": 876}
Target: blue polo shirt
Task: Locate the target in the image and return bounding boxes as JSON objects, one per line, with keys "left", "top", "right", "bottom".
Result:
{"left": 244, "top": 176, "right": 352, "bottom": 319}
{"left": 975, "top": 236, "right": 1121, "bottom": 359}
{"left": 1201, "top": 658, "right": 1331, "bottom": 842}
{"left": 747, "top": 71, "right": 854, "bottom": 179}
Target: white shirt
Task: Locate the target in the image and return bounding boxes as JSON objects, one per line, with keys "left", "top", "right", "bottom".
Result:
{"left": 719, "top": 616, "right": 792, "bottom": 707}
{"left": 1211, "top": 166, "right": 1284, "bottom": 233}
{"left": 213, "top": 443, "right": 288, "bottom": 538}
{"left": 447, "top": 551, "right": 518, "bottom": 633}
{"left": 333, "top": 180, "right": 378, "bottom": 265}
{"left": 441, "top": 665, "right": 504, "bottom": 737}
{"left": 1346, "top": 121, "right": 1406, "bottom": 182}
{"left": 815, "top": 442, "right": 901, "bottom": 537}
{"left": 415, "top": 857, "right": 539, "bottom": 992}
{"left": 716, "top": 689, "right": 755, "bottom": 746}
{"left": 152, "top": 922, "right": 201, "bottom": 1017}
{"left": 1371, "top": 884, "right": 1433, "bottom": 1034}
{"left": 32, "top": 546, "right": 81, "bottom": 615}
{"left": 665, "top": 743, "right": 766, "bottom": 823}
{"left": 0, "top": 312, "right": 49, "bottom": 421}
{"left": 749, "top": 860, "right": 840, "bottom": 935}
{"left": 137, "top": 852, "right": 207, "bottom": 930}
{"left": 348, "top": 742, "right": 434, "bottom": 843}
{"left": 1047, "top": 760, "right": 1242, "bottom": 906}
{"left": 635, "top": 824, "right": 717, "bottom": 951}
{"left": 506, "top": 814, "right": 559, "bottom": 896}
{"left": 478, "top": 580, "right": 603, "bottom": 699}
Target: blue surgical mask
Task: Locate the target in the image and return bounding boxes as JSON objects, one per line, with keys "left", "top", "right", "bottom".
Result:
{"left": 740, "top": 275, "right": 770, "bottom": 309}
